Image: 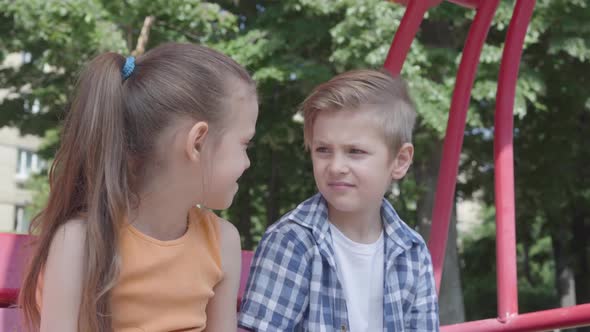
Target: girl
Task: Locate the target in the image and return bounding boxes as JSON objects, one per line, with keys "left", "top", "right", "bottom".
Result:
{"left": 19, "top": 42, "right": 258, "bottom": 332}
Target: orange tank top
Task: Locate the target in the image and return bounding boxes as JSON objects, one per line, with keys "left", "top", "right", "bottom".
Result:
{"left": 110, "top": 207, "right": 224, "bottom": 332}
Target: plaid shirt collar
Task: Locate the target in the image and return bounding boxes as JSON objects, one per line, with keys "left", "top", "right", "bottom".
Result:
{"left": 286, "top": 193, "right": 419, "bottom": 266}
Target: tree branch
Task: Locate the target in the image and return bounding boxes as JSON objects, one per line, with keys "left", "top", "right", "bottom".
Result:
{"left": 132, "top": 16, "right": 155, "bottom": 57}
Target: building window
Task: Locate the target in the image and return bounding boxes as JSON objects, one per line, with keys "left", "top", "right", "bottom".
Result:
{"left": 16, "top": 149, "right": 42, "bottom": 182}
{"left": 21, "top": 52, "right": 32, "bottom": 64}
{"left": 24, "top": 99, "right": 41, "bottom": 114}
{"left": 14, "top": 205, "right": 31, "bottom": 233}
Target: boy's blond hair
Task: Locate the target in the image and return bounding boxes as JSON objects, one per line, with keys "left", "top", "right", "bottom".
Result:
{"left": 301, "top": 69, "right": 417, "bottom": 154}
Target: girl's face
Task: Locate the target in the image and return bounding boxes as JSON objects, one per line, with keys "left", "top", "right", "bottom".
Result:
{"left": 199, "top": 80, "right": 258, "bottom": 210}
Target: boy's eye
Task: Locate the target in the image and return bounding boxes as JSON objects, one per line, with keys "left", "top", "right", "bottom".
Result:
{"left": 315, "top": 147, "right": 329, "bottom": 153}
{"left": 349, "top": 148, "right": 365, "bottom": 154}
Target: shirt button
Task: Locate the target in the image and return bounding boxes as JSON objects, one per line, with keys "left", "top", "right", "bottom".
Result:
{"left": 340, "top": 325, "right": 347, "bottom": 332}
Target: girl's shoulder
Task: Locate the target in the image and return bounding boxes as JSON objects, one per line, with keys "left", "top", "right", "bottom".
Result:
{"left": 216, "top": 217, "right": 240, "bottom": 250}
{"left": 37, "top": 218, "right": 87, "bottom": 324}
{"left": 216, "top": 217, "right": 240, "bottom": 268}
{"left": 51, "top": 218, "right": 87, "bottom": 247}
{"left": 43, "top": 218, "right": 87, "bottom": 281}
{"left": 189, "top": 207, "right": 238, "bottom": 243}
{"left": 189, "top": 207, "right": 241, "bottom": 268}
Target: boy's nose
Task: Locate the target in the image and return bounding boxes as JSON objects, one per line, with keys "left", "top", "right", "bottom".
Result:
{"left": 328, "top": 154, "right": 349, "bottom": 175}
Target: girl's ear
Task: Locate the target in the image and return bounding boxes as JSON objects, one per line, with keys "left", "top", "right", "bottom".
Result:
{"left": 185, "top": 121, "right": 209, "bottom": 161}
{"left": 391, "top": 143, "right": 414, "bottom": 180}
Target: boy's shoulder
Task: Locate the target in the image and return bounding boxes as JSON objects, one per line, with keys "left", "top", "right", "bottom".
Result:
{"left": 379, "top": 197, "right": 430, "bottom": 252}
{"left": 263, "top": 194, "right": 327, "bottom": 248}
{"left": 391, "top": 215, "right": 427, "bottom": 246}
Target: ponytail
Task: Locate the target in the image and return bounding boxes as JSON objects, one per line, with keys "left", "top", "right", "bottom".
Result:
{"left": 20, "top": 52, "right": 132, "bottom": 331}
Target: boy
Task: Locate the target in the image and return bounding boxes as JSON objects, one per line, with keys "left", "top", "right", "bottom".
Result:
{"left": 239, "top": 69, "right": 439, "bottom": 331}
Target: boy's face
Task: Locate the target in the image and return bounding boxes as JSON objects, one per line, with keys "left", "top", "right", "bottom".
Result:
{"left": 311, "top": 108, "right": 410, "bottom": 214}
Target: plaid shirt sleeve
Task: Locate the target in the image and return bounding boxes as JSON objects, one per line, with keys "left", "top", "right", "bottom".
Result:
{"left": 238, "top": 227, "right": 312, "bottom": 331}
{"left": 406, "top": 243, "right": 440, "bottom": 331}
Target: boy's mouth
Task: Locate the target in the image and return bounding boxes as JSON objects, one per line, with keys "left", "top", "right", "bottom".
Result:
{"left": 327, "top": 181, "right": 355, "bottom": 188}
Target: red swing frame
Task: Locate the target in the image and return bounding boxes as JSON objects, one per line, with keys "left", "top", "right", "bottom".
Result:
{"left": 385, "top": 0, "right": 590, "bottom": 331}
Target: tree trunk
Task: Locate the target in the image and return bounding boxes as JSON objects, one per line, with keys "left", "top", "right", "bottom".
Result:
{"left": 439, "top": 207, "right": 466, "bottom": 324}
{"left": 415, "top": 142, "right": 442, "bottom": 241}
{"left": 572, "top": 203, "right": 590, "bottom": 332}
{"left": 266, "top": 149, "right": 280, "bottom": 225}
{"left": 415, "top": 140, "right": 465, "bottom": 324}
{"left": 522, "top": 234, "right": 534, "bottom": 286}
{"left": 552, "top": 220, "right": 576, "bottom": 309}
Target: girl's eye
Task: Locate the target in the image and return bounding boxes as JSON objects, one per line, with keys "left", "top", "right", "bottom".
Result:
{"left": 350, "top": 148, "right": 365, "bottom": 154}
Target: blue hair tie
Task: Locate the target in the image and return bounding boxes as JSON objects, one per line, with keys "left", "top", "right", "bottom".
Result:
{"left": 122, "top": 56, "right": 135, "bottom": 80}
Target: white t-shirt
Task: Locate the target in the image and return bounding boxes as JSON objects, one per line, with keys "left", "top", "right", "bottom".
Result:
{"left": 329, "top": 223, "right": 384, "bottom": 332}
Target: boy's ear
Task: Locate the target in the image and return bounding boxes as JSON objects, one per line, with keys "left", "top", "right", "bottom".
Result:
{"left": 391, "top": 143, "right": 414, "bottom": 180}
{"left": 186, "top": 121, "right": 209, "bottom": 161}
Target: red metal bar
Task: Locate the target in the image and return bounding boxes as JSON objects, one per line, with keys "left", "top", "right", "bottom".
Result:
{"left": 427, "top": 0, "right": 499, "bottom": 292}
{"left": 442, "top": 304, "right": 590, "bottom": 332}
{"left": 1, "top": 308, "right": 23, "bottom": 332}
{"left": 0, "top": 289, "right": 19, "bottom": 308}
{"left": 493, "top": 0, "right": 536, "bottom": 321}
{"left": 0, "top": 233, "right": 31, "bottom": 304}
{"left": 383, "top": 0, "right": 431, "bottom": 75}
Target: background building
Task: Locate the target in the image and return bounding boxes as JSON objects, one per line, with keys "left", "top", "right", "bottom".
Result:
{"left": 0, "top": 53, "right": 43, "bottom": 232}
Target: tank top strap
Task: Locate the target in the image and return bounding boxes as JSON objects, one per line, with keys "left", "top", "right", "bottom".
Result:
{"left": 188, "top": 206, "right": 222, "bottom": 270}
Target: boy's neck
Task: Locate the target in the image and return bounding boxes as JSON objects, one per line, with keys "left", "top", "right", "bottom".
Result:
{"left": 327, "top": 203, "right": 383, "bottom": 244}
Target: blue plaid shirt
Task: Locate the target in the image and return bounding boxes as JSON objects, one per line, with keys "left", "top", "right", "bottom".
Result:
{"left": 238, "top": 193, "right": 439, "bottom": 331}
